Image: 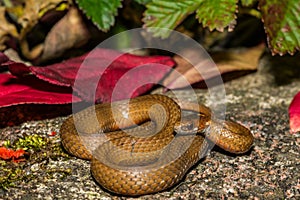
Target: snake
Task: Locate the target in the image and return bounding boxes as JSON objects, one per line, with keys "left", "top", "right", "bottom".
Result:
{"left": 60, "top": 94, "right": 253, "bottom": 196}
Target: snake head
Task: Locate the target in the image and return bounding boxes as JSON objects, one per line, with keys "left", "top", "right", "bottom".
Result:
{"left": 174, "top": 113, "right": 210, "bottom": 134}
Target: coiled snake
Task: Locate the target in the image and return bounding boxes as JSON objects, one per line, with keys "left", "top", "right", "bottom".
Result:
{"left": 60, "top": 94, "right": 253, "bottom": 196}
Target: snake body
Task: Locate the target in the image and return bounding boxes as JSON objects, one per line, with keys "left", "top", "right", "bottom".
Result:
{"left": 60, "top": 94, "right": 253, "bottom": 196}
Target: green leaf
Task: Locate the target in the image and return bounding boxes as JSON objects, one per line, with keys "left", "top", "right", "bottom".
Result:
{"left": 196, "top": 0, "right": 238, "bottom": 32}
{"left": 143, "top": 0, "right": 202, "bottom": 38}
{"left": 76, "top": 0, "right": 122, "bottom": 31}
{"left": 240, "top": 0, "right": 257, "bottom": 7}
{"left": 259, "top": 0, "right": 300, "bottom": 55}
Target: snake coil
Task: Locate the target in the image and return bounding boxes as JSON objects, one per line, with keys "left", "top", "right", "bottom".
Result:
{"left": 60, "top": 94, "right": 253, "bottom": 196}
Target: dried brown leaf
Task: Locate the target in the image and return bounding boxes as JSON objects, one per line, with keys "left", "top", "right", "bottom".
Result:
{"left": 212, "top": 44, "right": 265, "bottom": 72}
{"left": 163, "top": 44, "right": 265, "bottom": 89}
{"left": 17, "top": 0, "right": 72, "bottom": 60}
{"left": 37, "top": 7, "right": 90, "bottom": 63}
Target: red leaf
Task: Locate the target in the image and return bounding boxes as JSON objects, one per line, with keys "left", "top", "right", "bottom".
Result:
{"left": 0, "top": 147, "right": 14, "bottom": 160}
{"left": 0, "top": 73, "right": 80, "bottom": 107}
{"left": 289, "top": 92, "right": 300, "bottom": 133}
{"left": 8, "top": 48, "right": 175, "bottom": 102}
{"left": 0, "top": 147, "right": 26, "bottom": 162}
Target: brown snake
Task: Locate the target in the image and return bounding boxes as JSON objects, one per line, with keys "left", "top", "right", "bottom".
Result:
{"left": 60, "top": 94, "right": 253, "bottom": 196}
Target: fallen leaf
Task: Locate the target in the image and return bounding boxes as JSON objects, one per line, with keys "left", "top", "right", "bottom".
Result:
{"left": 0, "top": 52, "right": 79, "bottom": 125}
{"left": 16, "top": 0, "right": 72, "bottom": 60}
{"left": 36, "top": 7, "right": 90, "bottom": 63}
{"left": 4, "top": 48, "right": 175, "bottom": 103}
{"left": 0, "top": 48, "right": 174, "bottom": 126}
{"left": 289, "top": 92, "right": 300, "bottom": 133}
{"left": 0, "top": 73, "right": 80, "bottom": 107}
{"left": 0, "top": 147, "right": 26, "bottom": 162}
{"left": 163, "top": 44, "right": 265, "bottom": 89}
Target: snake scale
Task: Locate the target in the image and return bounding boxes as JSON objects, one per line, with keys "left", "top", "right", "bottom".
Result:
{"left": 60, "top": 94, "right": 253, "bottom": 196}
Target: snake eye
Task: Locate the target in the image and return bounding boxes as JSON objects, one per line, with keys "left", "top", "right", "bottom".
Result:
{"left": 175, "top": 121, "right": 197, "bottom": 134}
{"left": 184, "top": 122, "right": 194, "bottom": 131}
